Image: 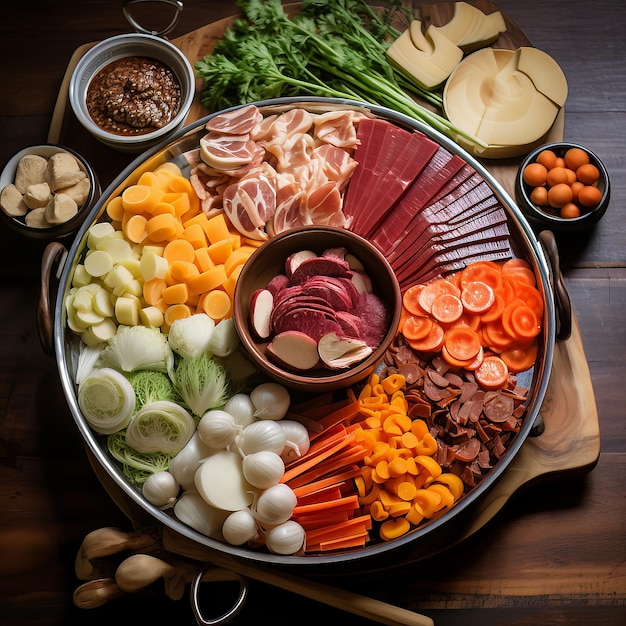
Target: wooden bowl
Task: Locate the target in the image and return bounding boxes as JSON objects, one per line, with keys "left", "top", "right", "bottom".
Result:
{"left": 233, "top": 226, "right": 402, "bottom": 393}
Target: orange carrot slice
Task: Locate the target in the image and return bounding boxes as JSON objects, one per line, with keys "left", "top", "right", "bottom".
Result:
{"left": 417, "top": 277, "right": 460, "bottom": 314}
{"left": 402, "top": 284, "right": 430, "bottom": 316}
{"left": 500, "top": 341, "right": 539, "bottom": 373}
{"left": 430, "top": 293, "right": 464, "bottom": 324}
{"left": 479, "top": 292, "right": 505, "bottom": 323}
{"left": 460, "top": 280, "right": 495, "bottom": 314}
{"left": 406, "top": 321, "right": 445, "bottom": 352}
{"left": 443, "top": 326, "right": 482, "bottom": 362}
{"left": 460, "top": 260, "right": 503, "bottom": 291}
{"left": 474, "top": 354, "right": 509, "bottom": 390}
{"left": 401, "top": 315, "right": 433, "bottom": 341}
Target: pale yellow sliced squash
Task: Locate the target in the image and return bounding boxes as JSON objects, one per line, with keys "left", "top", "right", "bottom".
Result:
{"left": 386, "top": 23, "right": 463, "bottom": 91}
{"left": 430, "top": 1, "right": 506, "bottom": 53}
{"left": 443, "top": 47, "right": 568, "bottom": 158}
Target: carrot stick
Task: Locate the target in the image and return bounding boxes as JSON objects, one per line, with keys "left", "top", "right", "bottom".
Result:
{"left": 314, "top": 534, "right": 368, "bottom": 551}
{"left": 304, "top": 515, "right": 372, "bottom": 545}
{"left": 285, "top": 424, "right": 348, "bottom": 468}
{"left": 293, "top": 494, "right": 360, "bottom": 517}
{"left": 296, "top": 485, "right": 344, "bottom": 505}
{"left": 292, "top": 468, "right": 362, "bottom": 499}
{"left": 285, "top": 447, "right": 367, "bottom": 489}
{"left": 280, "top": 431, "right": 356, "bottom": 484}
{"left": 293, "top": 510, "right": 352, "bottom": 530}
{"left": 311, "top": 399, "right": 362, "bottom": 433}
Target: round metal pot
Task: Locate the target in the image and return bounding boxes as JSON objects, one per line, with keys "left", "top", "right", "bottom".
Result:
{"left": 40, "top": 97, "right": 566, "bottom": 576}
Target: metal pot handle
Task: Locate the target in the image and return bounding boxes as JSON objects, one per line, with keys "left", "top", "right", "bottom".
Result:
{"left": 37, "top": 241, "right": 68, "bottom": 356}
{"left": 190, "top": 568, "right": 248, "bottom": 626}
{"left": 122, "top": 0, "right": 184, "bottom": 37}
{"left": 538, "top": 230, "right": 572, "bottom": 342}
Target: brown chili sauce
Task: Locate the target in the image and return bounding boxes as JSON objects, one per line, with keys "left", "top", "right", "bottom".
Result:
{"left": 86, "top": 56, "right": 182, "bottom": 136}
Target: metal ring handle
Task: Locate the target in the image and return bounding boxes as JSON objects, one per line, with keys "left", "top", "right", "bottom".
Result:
{"left": 37, "top": 241, "right": 68, "bottom": 356}
{"left": 122, "top": 0, "right": 184, "bottom": 37}
{"left": 538, "top": 230, "right": 572, "bottom": 342}
{"left": 190, "top": 568, "right": 248, "bottom": 626}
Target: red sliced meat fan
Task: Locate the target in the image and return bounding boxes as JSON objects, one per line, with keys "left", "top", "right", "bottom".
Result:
{"left": 343, "top": 119, "right": 514, "bottom": 290}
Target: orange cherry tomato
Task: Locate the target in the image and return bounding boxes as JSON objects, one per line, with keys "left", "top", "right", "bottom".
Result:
{"left": 570, "top": 180, "right": 584, "bottom": 202}
{"left": 564, "top": 147, "right": 590, "bottom": 171}
{"left": 529, "top": 186, "right": 548, "bottom": 206}
{"left": 576, "top": 163, "right": 600, "bottom": 185}
{"left": 536, "top": 149, "right": 557, "bottom": 169}
{"left": 546, "top": 166, "right": 569, "bottom": 186}
{"left": 560, "top": 203, "right": 581, "bottom": 219}
{"left": 578, "top": 185, "right": 603, "bottom": 208}
{"left": 523, "top": 162, "right": 548, "bottom": 187}
{"left": 548, "top": 183, "right": 573, "bottom": 208}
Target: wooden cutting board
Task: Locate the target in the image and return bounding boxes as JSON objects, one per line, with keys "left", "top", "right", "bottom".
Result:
{"left": 57, "top": 0, "right": 598, "bottom": 558}
{"left": 48, "top": 0, "right": 563, "bottom": 192}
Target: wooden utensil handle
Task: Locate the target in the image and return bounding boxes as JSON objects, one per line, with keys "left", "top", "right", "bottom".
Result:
{"left": 164, "top": 528, "right": 433, "bottom": 626}
{"left": 205, "top": 559, "right": 433, "bottom": 626}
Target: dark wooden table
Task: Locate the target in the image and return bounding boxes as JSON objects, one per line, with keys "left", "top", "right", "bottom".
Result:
{"left": 1, "top": 2, "right": 624, "bottom": 625}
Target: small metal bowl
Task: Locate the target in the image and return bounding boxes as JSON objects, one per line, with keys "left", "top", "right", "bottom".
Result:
{"left": 515, "top": 141, "right": 611, "bottom": 233}
{"left": 233, "top": 226, "right": 402, "bottom": 394}
{"left": 68, "top": 33, "right": 195, "bottom": 153}
{"left": 0, "top": 144, "right": 100, "bottom": 240}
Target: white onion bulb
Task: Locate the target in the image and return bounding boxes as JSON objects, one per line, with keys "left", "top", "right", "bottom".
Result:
{"left": 173, "top": 492, "right": 230, "bottom": 539}
{"left": 142, "top": 471, "right": 180, "bottom": 508}
{"left": 265, "top": 520, "right": 306, "bottom": 555}
{"left": 238, "top": 420, "right": 286, "bottom": 456}
{"left": 242, "top": 451, "right": 285, "bottom": 489}
{"left": 250, "top": 382, "right": 291, "bottom": 420}
{"left": 222, "top": 509, "right": 259, "bottom": 546}
{"left": 197, "top": 409, "right": 240, "bottom": 449}
{"left": 168, "top": 433, "right": 215, "bottom": 491}
{"left": 253, "top": 483, "right": 297, "bottom": 526}
{"left": 278, "top": 420, "right": 311, "bottom": 462}
{"left": 224, "top": 393, "right": 256, "bottom": 428}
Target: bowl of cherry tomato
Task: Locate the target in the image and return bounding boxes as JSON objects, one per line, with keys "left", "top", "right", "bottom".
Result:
{"left": 515, "top": 141, "right": 610, "bottom": 232}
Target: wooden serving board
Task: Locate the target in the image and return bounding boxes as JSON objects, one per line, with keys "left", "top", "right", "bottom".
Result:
{"left": 56, "top": 0, "right": 598, "bottom": 565}
{"left": 48, "top": 0, "right": 563, "bottom": 192}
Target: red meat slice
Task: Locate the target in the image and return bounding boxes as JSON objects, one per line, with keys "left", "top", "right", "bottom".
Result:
{"left": 273, "top": 308, "right": 343, "bottom": 342}
{"left": 370, "top": 147, "right": 466, "bottom": 248}
{"left": 388, "top": 179, "right": 499, "bottom": 268}
{"left": 357, "top": 292, "right": 389, "bottom": 348}
{"left": 346, "top": 127, "right": 440, "bottom": 236}
{"left": 288, "top": 255, "right": 352, "bottom": 285}
{"left": 343, "top": 119, "right": 407, "bottom": 223}
{"left": 336, "top": 310, "right": 364, "bottom": 339}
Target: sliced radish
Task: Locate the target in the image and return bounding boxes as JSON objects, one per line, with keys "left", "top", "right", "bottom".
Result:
{"left": 318, "top": 332, "right": 373, "bottom": 369}
{"left": 345, "top": 252, "right": 365, "bottom": 271}
{"left": 194, "top": 450, "right": 255, "bottom": 511}
{"left": 266, "top": 330, "right": 320, "bottom": 371}
{"left": 322, "top": 246, "right": 347, "bottom": 259}
{"left": 249, "top": 288, "right": 274, "bottom": 340}
{"left": 351, "top": 270, "right": 373, "bottom": 294}
{"left": 285, "top": 250, "right": 317, "bottom": 277}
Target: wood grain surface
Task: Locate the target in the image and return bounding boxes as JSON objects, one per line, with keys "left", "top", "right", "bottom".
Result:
{"left": 1, "top": 2, "right": 625, "bottom": 625}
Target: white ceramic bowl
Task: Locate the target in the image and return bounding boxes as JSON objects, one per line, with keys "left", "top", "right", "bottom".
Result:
{"left": 68, "top": 33, "right": 195, "bottom": 153}
{"left": 0, "top": 144, "right": 100, "bottom": 240}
